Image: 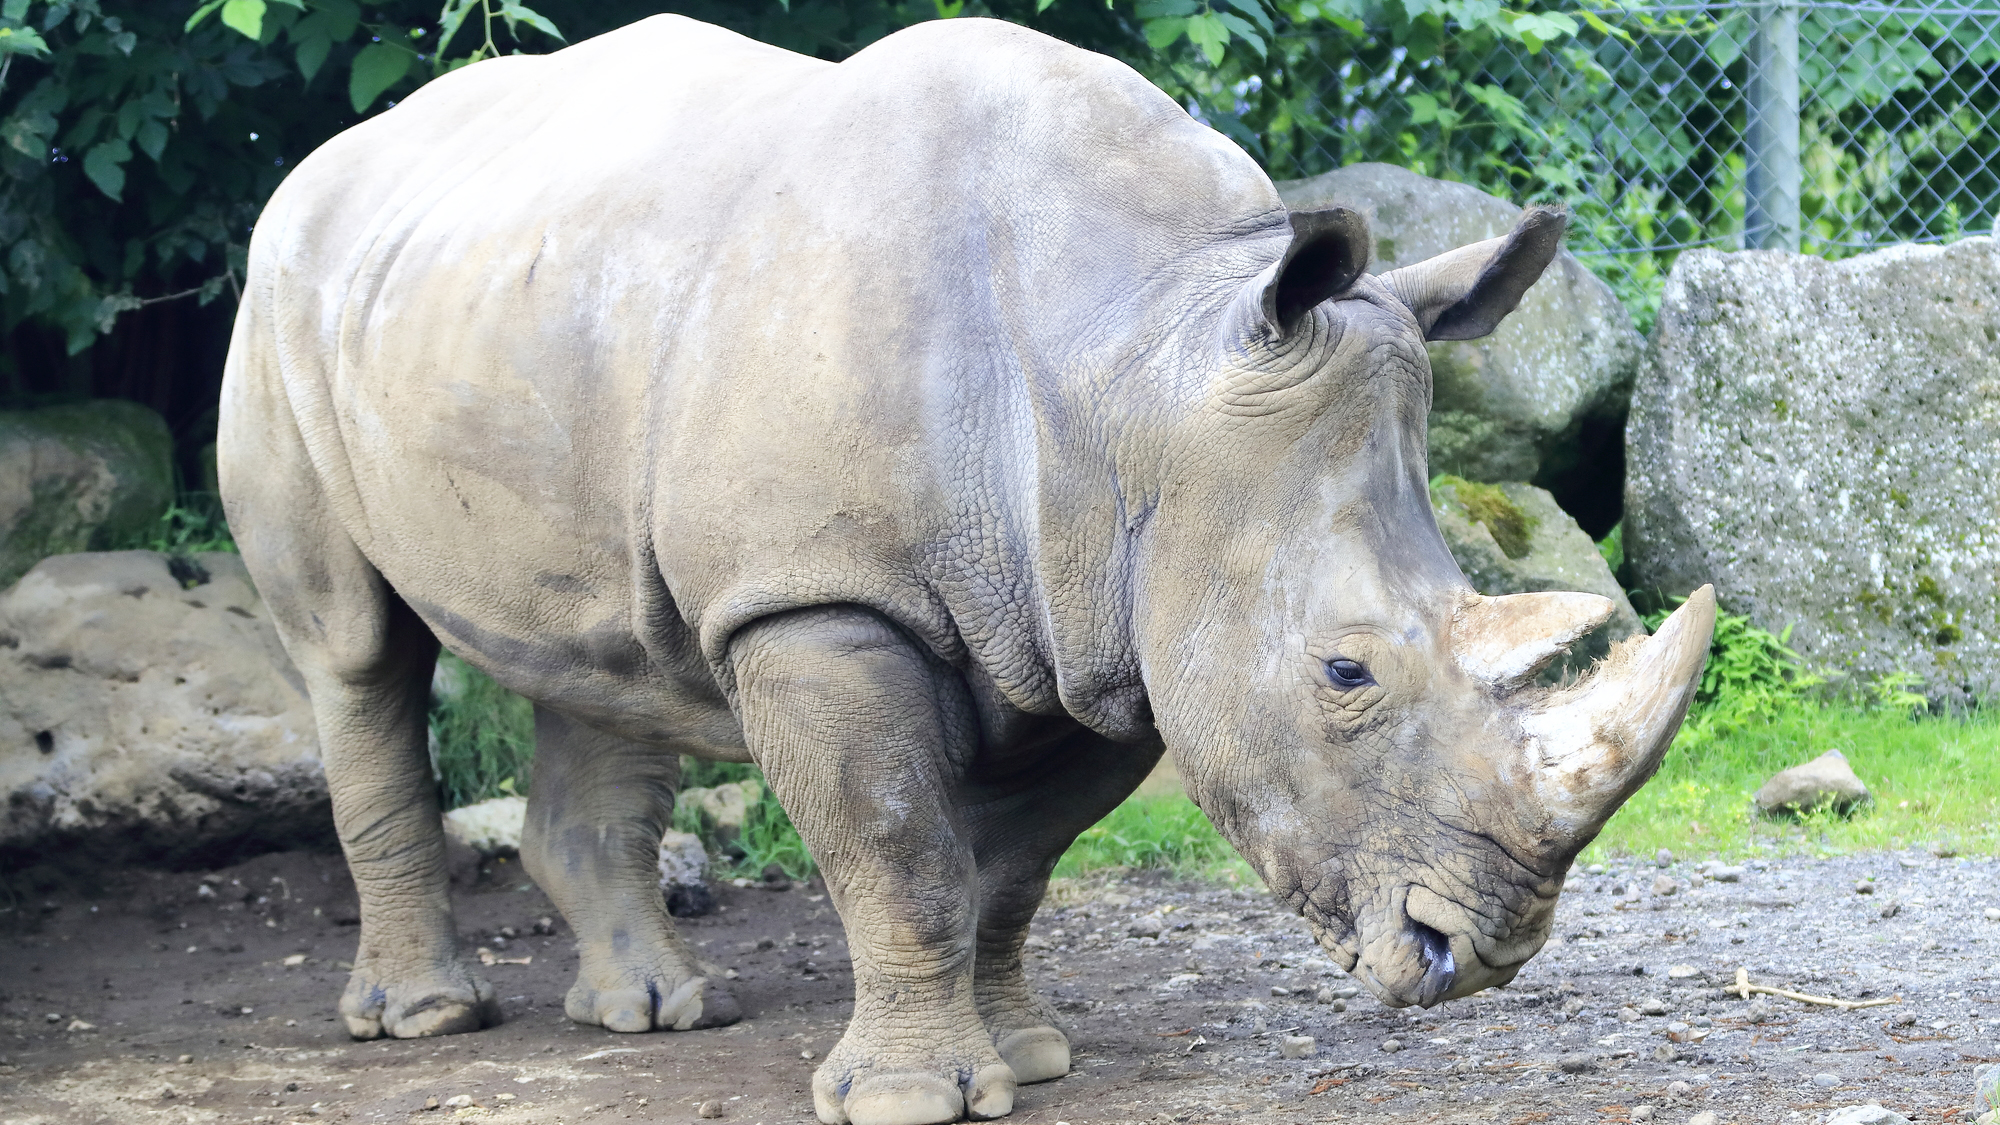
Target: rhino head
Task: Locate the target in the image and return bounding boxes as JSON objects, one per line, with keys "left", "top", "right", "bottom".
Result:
{"left": 1135, "top": 205, "right": 1713, "bottom": 1008}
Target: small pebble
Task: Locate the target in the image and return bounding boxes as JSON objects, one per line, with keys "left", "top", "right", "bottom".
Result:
{"left": 1556, "top": 1052, "right": 1596, "bottom": 1073}
{"left": 1812, "top": 1072, "right": 1841, "bottom": 1088}
{"left": 1277, "top": 1034, "right": 1315, "bottom": 1059}
{"left": 1379, "top": 1038, "right": 1402, "bottom": 1053}
{"left": 177, "top": 1055, "right": 193, "bottom": 1064}
{"left": 800, "top": 1049, "right": 815, "bottom": 1060}
{"left": 1880, "top": 901, "right": 1902, "bottom": 919}
{"left": 1270, "top": 985, "right": 1289, "bottom": 997}
{"left": 697, "top": 1102, "right": 725, "bottom": 1119}
{"left": 1855, "top": 880, "right": 1875, "bottom": 895}
{"left": 1128, "top": 914, "right": 1165, "bottom": 939}
{"left": 1689, "top": 1113, "right": 1718, "bottom": 1125}
{"left": 1889, "top": 1009, "right": 1917, "bottom": 1027}
{"left": 1666, "top": 963, "right": 1698, "bottom": 978}
{"left": 1656, "top": 848, "right": 1673, "bottom": 867}
{"left": 443, "top": 1095, "right": 473, "bottom": 1109}
{"left": 1652, "top": 874, "right": 1679, "bottom": 897}
{"left": 423, "top": 1096, "right": 439, "bottom": 1111}
{"left": 1618, "top": 1006, "right": 1641, "bottom": 1023}
{"left": 1708, "top": 866, "right": 1745, "bottom": 883}
{"left": 1630, "top": 1107, "right": 1655, "bottom": 1123}
{"left": 1650, "top": 1043, "right": 1676, "bottom": 1062}
{"left": 1746, "top": 999, "right": 1773, "bottom": 1023}
{"left": 1824, "top": 1107, "right": 1913, "bottom": 1125}
{"left": 532, "top": 916, "right": 556, "bottom": 935}
{"left": 1638, "top": 996, "right": 1670, "bottom": 1016}
{"left": 1985, "top": 907, "right": 2000, "bottom": 921}
{"left": 1666, "top": 1080, "right": 1693, "bottom": 1098}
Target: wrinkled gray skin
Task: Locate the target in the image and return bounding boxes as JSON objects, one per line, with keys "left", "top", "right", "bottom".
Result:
{"left": 218, "top": 16, "right": 1712, "bottom": 1125}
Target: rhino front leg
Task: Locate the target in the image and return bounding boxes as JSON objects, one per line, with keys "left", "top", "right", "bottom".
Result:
{"left": 732, "top": 607, "right": 1012, "bottom": 1125}
{"left": 519, "top": 706, "right": 740, "bottom": 1032}
{"left": 963, "top": 734, "right": 1163, "bottom": 1083}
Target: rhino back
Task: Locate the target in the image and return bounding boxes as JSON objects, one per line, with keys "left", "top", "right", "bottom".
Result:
{"left": 240, "top": 14, "right": 1286, "bottom": 734}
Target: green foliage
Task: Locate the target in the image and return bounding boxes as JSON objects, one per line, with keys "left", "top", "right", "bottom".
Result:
{"left": 671, "top": 758, "right": 817, "bottom": 881}
{"left": 0, "top": 0, "right": 564, "bottom": 355}
{"left": 429, "top": 652, "right": 535, "bottom": 809}
{"left": 1053, "top": 793, "right": 1253, "bottom": 882}
{"left": 126, "top": 489, "right": 235, "bottom": 553}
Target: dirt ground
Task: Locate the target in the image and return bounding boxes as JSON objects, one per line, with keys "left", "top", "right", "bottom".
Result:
{"left": 3, "top": 846, "right": 1997, "bottom": 1125}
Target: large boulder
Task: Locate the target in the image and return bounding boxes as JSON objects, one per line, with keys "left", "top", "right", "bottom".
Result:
{"left": 1431, "top": 477, "right": 1643, "bottom": 669}
{"left": 0, "top": 400, "right": 175, "bottom": 589}
{"left": 0, "top": 551, "right": 330, "bottom": 866}
{"left": 1277, "top": 163, "right": 1644, "bottom": 527}
{"left": 1627, "top": 238, "right": 2000, "bottom": 699}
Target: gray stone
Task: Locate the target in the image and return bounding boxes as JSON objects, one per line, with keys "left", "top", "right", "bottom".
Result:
{"left": 1825, "top": 1106, "right": 1912, "bottom": 1125}
{"left": 1557, "top": 1052, "right": 1596, "bottom": 1073}
{"left": 1626, "top": 238, "right": 2000, "bottom": 700}
{"left": 678, "top": 779, "right": 763, "bottom": 846}
{"left": 1812, "top": 1073, "right": 1842, "bottom": 1088}
{"left": 1977, "top": 1062, "right": 2000, "bottom": 1113}
{"left": 1278, "top": 163, "right": 1644, "bottom": 489}
{"left": 1277, "top": 1034, "right": 1315, "bottom": 1059}
{"left": 1755, "top": 750, "right": 1871, "bottom": 816}
{"left": 0, "top": 551, "right": 327, "bottom": 864}
{"left": 657, "top": 828, "right": 714, "bottom": 917}
{"left": 1430, "top": 478, "right": 1642, "bottom": 669}
{"left": 0, "top": 401, "right": 175, "bottom": 589}
{"left": 1708, "top": 865, "right": 1746, "bottom": 883}
{"left": 442, "top": 795, "right": 526, "bottom": 854}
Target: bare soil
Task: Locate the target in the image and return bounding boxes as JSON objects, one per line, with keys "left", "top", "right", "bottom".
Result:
{"left": 3, "top": 848, "right": 1996, "bottom": 1125}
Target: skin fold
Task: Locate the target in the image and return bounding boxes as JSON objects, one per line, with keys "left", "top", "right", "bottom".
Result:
{"left": 217, "top": 16, "right": 1711, "bottom": 1125}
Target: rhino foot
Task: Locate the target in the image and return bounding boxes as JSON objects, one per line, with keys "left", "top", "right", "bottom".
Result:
{"left": 992, "top": 1026, "right": 1069, "bottom": 1084}
{"left": 339, "top": 960, "right": 500, "bottom": 1040}
{"left": 565, "top": 972, "right": 740, "bottom": 1032}
{"left": 813, "top": 1063, "right": 1015, "bottom": 1125}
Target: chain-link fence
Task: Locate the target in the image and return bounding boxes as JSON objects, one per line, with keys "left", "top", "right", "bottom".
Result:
{"left": 1256, "top": 1, "right": 2000, "bottom": 276}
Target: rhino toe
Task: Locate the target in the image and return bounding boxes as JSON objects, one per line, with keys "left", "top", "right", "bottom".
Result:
{"left": 993, "top": 1026, "right": 1069, "bottom": 1083}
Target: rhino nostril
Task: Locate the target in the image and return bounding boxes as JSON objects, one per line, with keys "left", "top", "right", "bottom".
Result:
{"left": 1408, "top": 918, "right": 1455, "bottom": 1006}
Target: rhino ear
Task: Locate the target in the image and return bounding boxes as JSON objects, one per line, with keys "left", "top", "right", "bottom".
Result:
{"left": 1260, "top": 208, "right": 1370, "bottom": 337}
{"left": 1380, "top": 206, "right": 1567, "bottom": 342}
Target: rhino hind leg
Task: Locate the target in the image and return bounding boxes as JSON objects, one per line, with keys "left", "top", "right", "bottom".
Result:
{"left": 732, "top": 607, "right": 1015, "bottom": 1125}
{"left": 519, "top": 706, "right": 740, "bottom": 1032}
{"left": 221, "top": 348, "right": 500, "bottom": 1041}
{"left": 963, "top": 734, "right": 1166, "bottom": 1083}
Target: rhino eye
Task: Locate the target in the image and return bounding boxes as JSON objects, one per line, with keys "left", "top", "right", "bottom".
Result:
{"left": 1327, "top": 658, "right": 1373, "bottom": 689}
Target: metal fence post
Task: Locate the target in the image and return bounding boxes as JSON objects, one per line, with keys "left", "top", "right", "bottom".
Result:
{"left": 1744, "top": 0, "right": 1801, "bottom": 250}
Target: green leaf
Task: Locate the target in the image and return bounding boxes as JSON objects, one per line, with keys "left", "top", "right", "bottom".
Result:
{"left": 1, "top": 0, "right": 29, "bottom": 20}
{"left": 933, "top": 0, "right": 964, "bottom": 17}
{"left": 109, "top": 28, "right": 135, "bottom": 53}
{"left": 1184, "top": 10, "right": 1228, "bottom": 64}
{"left": 496, "top": 0, "right": 563, "bottom": 42}
{"left": 83, "top": 138, "right": 130, "bottom": 201}
{"left": 1219, "top": 0, "right": 1273, "bottom": 36}
{"left": 295, "top": 30, "right": 331, "bottom": 81}
{"left": 349, "top": 41, "right": 412, "bottom": 112}
{"left": 1035, "top": 0, "right": 1055, "bottom": 11}
{"left": 1406, "top": 92, "right": 1438, "bottom": 124}
{"left": 220, "top": 0, "right": 266, "bottom": 39}
{"left": 184, "top": 0, "right": 225, "bottom": 32}
{"left": 1141, "top": 14, "right": 1186, "bottom": 49}
{"left": 1214, "top": 10, "right": 1264, "bottom": 55}
{"left": 0, "top": 23, "right": 49, "bottom": 56}
{"left": 135, "top": 115, "right": 167, "bottom": 160}
{"left": 1, "top": 107, "right": 55, "bottom": 157}
{"left": 1136, "top": 0, "right": 1199, "bottom": 16}
{"left": 435, "top": 0, "right": 478, "bottom": 57}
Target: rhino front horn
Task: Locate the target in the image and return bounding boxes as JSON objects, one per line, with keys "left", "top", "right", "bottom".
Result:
{"left": 1519, "top": 586, "right": 1718, "bottom": 834}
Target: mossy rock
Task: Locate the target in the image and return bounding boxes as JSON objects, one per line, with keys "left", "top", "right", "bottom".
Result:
{"left": 1431, "top": 477, "right": 1642, "bottom": 673}
{"left": 0, "top": 401, "right": 174, "bottom": 589}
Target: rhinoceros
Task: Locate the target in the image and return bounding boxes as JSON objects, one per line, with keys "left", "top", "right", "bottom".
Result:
{"left": 218, "top": 13, "right": 1713, "bottom": 1125}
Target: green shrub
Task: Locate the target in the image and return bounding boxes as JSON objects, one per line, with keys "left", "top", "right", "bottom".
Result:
{"left": 428, "top": 653, "right": 534, "bottom": 810}
{"left": 1052, "top": 794, "right": 1252, "bottom": 883}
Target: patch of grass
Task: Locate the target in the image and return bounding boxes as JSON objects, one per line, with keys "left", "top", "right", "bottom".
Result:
{"left": 1583, "top": 701, "right": 2000, "bottom": 862}
{"left": 1431, "top": 475, "right": 1538, "bottom": 559}
{"left": 429, "top": 654, "right": 534, "bottom": 810}
{"left": 1052, "top": 794, "right": 1253, "bottom": 884}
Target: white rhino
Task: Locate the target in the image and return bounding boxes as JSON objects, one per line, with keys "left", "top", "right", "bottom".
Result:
{"left": 218, "top": 14, "right": 1712, "bottom": 1125}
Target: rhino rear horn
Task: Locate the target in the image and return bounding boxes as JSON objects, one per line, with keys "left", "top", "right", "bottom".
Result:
{"left": 1381, "top": 206, "right": 1567, "bottom": 341}
{"left": 1260, "top": 207, "right": 1370, "bottom": 337}
{"left": 1454, "top": 591, "right": 1617, "bottom": 689}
